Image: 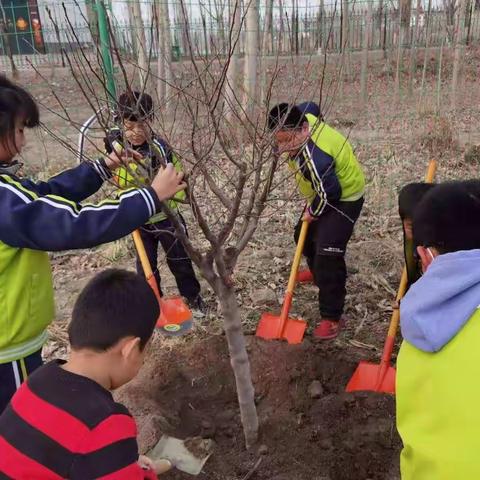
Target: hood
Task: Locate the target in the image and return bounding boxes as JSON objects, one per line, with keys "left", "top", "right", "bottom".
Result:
{"left": 400, "top": 249, "right": 480, "bottom": 352}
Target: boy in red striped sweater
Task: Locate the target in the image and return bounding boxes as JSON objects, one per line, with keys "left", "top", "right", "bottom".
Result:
{"left": 0, "top": 269, "right": 170, "bottom": 479}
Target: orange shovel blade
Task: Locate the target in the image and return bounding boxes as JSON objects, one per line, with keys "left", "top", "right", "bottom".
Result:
{"left": 256, "top": 312, "right": 307, "bottom": 345}
{"left": 156, "top": 296, "right": 193, "bottom": 336}
{"left": 345, "top": 361, "right": 396, "bottom": 394}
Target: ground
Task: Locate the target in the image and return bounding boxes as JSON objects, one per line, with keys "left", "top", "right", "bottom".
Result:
{"left": 14, "top": 49, "right": 480, "bottom": 479}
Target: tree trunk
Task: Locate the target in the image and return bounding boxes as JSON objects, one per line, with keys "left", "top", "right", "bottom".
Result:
{"left": 394, "top": 10, "right": 404, "bottom": 99}
{"left": 419, "top": 0, "right": 432, "bottom": 105}
{"left": 452, "top": 0, "right": 467, "bottom": 108}
{"left": 243, "top": 0, "right": 259, "bottom": 118}
{"left": 157, "top": 0, "right": 173, "bottom": 106}
{"left": 360, "top": 0, "right": 373, "bottom": 104}
{"left": 260, "top": 0, "right": 274, "bottom": 104}
{"left": 407, "top": 0, "right": 421, "bottom": 95}
{"left": 216, "top": 281, "right": 258, "bottom": 448}
{"left": 132, "top": 0, "right": 148, "bottom": 87}
{"left": 128, "top": 1, "right": 138, "bottom": 59}
{"left": 278, "top": 0, "right": 285, "bottom": 54}
{"left": 400, "top": 0, "right": 412, "bottom": 46}
{"left": 225, "top": 0, "right": 241, "bottom": 123}
{"left": 436, "top": 37, "right": 444, "bottom": 114}
{"left": 341, "top": 0, "right": 351, "bottom": 80}
{"left": 0, "top": 4, "right": 18, "bottom": 78}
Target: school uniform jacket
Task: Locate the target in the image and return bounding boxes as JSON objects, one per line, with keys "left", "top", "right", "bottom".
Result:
{"left": 0, "top": 160, "right": 160, "bottom": 364}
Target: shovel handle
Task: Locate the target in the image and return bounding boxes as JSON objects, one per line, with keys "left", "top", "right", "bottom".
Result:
{"left": 383, "top": 159, "right": 438, "bottom": 354}
{"left": 277, "top": 220, "right": 309, "bottom": 335}
{"left": 132, "top": 230, "right": 162, "bottom": 302}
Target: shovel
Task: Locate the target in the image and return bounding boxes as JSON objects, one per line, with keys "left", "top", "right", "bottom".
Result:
{"left": 256, "top": 220, "right": 309, "bottom": 344}
{"left": 149, "top": 435, "right": 213, "bottom": 476}
{"left": 346, "top": 159, "right": 437, "bottom": 394}
{"left": 132, "top": 230, "right": 193, "bottom": 336}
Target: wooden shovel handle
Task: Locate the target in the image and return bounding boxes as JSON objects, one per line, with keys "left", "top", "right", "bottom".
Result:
{"left": 388, "top": 159, "right": 437, "bottom": 339}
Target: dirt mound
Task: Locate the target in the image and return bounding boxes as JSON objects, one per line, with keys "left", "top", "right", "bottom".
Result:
{"left": 116, "top": 335, "right": 400, "bottom": 479}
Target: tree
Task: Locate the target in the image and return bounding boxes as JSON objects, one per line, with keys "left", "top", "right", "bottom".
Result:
{"left": 243, "top": 0, "right": 259, "bottom": 117}
{"left": 452, "top": 0, "right": 467, "bottom": 107}
{"left": 156, "top": 0, "right": 173, "bottom": 105}
{"left": 131, "top": 0, "right": 148, "bottom": 86}
{"left": 360, "top": 0, "right": 373, "bottom": 104}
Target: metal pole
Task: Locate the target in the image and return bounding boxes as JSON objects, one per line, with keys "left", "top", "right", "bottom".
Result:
{"left": 95, "top": 0, "right": 116, "bottom": 101}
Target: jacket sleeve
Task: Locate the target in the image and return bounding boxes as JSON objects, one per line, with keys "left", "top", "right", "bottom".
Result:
{"left": 18, "top": 160, "right": 112, "bottom": 203}
{"left": 301, "top": 143, "right": 341, "bottom": 217}
{"left": 70, "top": 413, "right": 148, "bottom": 480}
{"left": 0, "top": 173, "right": 159, "bottom": 251}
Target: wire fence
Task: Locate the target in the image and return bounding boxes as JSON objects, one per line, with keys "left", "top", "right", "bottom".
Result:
{"left": 1, "top": 0, "right": 479, "bottom": 70}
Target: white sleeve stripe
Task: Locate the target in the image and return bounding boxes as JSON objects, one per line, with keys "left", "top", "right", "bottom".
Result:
{"left": 305, "top": 146, "right": 327, "bottom": 215}
{"left": 1, "top": 180, "right": 145, "bottom": 217}
{"left": 142, "top": 188, "right": 157, "bottom": 215}
{"left": 0, "top": 182, "right": 32, "bottom": 203}
{"left": 138, "top": 188, "right": 154, "bottom": 217}
{"left": 92, "top": 160, "right": 111, "bottom": 181}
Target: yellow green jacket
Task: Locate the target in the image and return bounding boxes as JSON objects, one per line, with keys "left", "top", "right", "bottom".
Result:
{"left": 397, "top": 249, "right": 480, "bottom": 479}
{"left": 287, "top": 111, "right": 365, "bottom": 216}
{"left": 105, "top": 128, "right": 185, "bottom": 223}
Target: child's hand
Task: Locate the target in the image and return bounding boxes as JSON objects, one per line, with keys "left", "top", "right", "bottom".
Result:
{"left": 302, "top": 208, "right": 316, "bottom": 223}
{"left": 151, "top": 163, "right": 187, "bottom": 201}
{"left": 104, "top": 148, "right": 143, "bottom": 170}
{"left": 138, "top": 455, "right": 173, "bottom": 475}
{"left": 138, "top": 455, "right": 155, "bottom": 471}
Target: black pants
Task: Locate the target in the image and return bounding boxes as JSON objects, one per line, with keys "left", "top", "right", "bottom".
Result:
{"left": 294, "top": 198, "right": 364, "bottom": 320}
{"left": 136, "top": 216, "right": 201, "bottom": 301}
{"left": 0, "top": 349, "right": 43, "bottom": 414}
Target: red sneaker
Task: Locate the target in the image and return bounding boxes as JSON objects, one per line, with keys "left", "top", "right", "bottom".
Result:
{"left": 313, "top": 319, "right": 344, "bottom": 340}
{"left": 297, "top": 269, "right": 314, "bottom": 283}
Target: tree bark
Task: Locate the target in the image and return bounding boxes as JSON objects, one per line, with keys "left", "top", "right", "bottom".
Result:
{"left": 243, "top": 0, "right": 259, "bottom": 118}
{"left": 216, "top": 280, "right": 258, "bottom": 448}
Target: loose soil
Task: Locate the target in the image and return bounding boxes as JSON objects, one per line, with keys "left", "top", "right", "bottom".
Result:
{"left": 117, "top": 335, "right": 400, "bottom": 480}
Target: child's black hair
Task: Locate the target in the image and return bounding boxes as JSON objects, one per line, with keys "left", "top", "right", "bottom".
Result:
{"left": 68, "top": 269, "right": 159, "bottom": 351}
{"left": 268, "top": 103, "right": 307, "bottom": 131}
{"left": 116, "top": 90, "right": 154, "bottom": 122}
{"left": 413, "top": 180, "right": 480, "bottom": 254}
{"left": 0, "top": 75, "right": 39, "bottom": 150}
{"left": 398, "top": 182, "right": 435, "bottom": 220}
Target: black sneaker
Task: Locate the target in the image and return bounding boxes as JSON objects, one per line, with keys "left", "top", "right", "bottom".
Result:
{"left": 187, "top": 295, "right": 207, "bottom": 316}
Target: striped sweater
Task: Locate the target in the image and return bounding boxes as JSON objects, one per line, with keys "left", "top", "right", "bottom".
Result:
{"left": 0, "top": 361, "right": 155, "bottom": 479}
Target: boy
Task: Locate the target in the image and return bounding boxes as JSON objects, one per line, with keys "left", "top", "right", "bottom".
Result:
{"left": 397, "top": 180, "right": 480, "bottom": 479}
{"left": 0, "top": 75, "right": 186, "bottom": 412}
{"left": 398, "top": 182, "right": 435, "bottom": 289}
{"left": 0, "top": 269, "right": 171, "bottom": 479}
{"left": 268, "top": 102, "right": 365, "bottom": 339}
{"left": 105, "top": 91, "right": 204, "bottom": 312}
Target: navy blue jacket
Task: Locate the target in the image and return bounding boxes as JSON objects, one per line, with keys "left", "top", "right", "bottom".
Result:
{"left": 0, "top": 160, "right": 160, "bottom": 251}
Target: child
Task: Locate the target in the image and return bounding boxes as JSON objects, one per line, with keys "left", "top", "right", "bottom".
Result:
{"left": 397, "top": 180, "right": 480, "bottom": 479}
{"left": 398, "top": 182, "right": 435, "bottom": 289}
{"left": 105, "top": 91, "right": 204, "bottom": 313}
{"left": 0, "top": 75, "right": 186, "bottom": 412}
{"left": 268, "top": 102, "right": 365, "bottom": 339}
{"left": 0, "top": 269, "right": 171, "bottom": 479}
